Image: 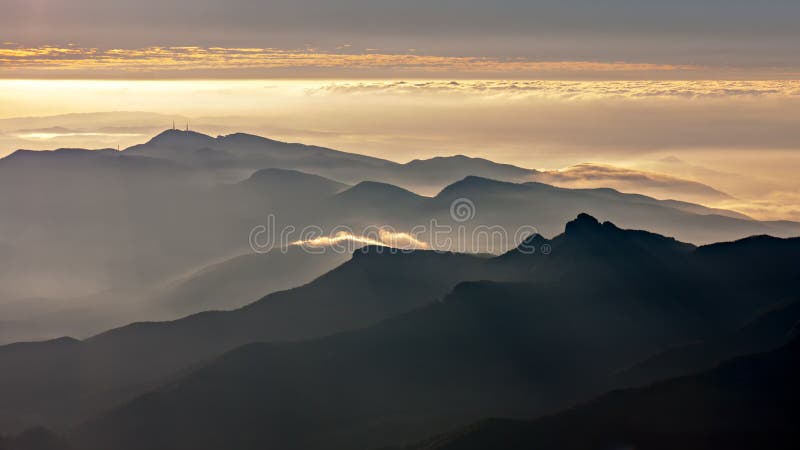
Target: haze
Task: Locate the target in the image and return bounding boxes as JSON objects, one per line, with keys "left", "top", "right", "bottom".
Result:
{"left": 1, "top": 3, "right": 800, "bottom": 448}
{"left": 2, "top": 79, "right": 799, "bottom": 220}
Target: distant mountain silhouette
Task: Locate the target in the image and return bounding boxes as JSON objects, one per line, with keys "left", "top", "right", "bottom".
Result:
{"left": 403, "top": 155, "right": 535, "bottom": 178}
{"left": 389, "top": 155, "right": 538, "bottom": 192}
{"left": 1, "top": 137, "right": 798, "bottom": 329}
{"left": 1, "top": 147, "right": 189, "bottom": 174}
{"left": 430, "top": 176, "right": 797, "bottom": 246}
{"left": 148, "top": 247, "right": 350, "bottom": 316}
{"left": 576, "top": 187, "right": 749, "bottom": 220}
{"left": 240, "top": 167, "right": 348, "bottom": 194}
{"left": 3, "top": 131, "right": 797, "bottom": 313}
{"left": 135, "top": 129, "right": 218, "bottom": 149}
{"left": 334, "top": 180, "right": 425, "bottom": 206}
{"left": 7, "top": 214, "right": 788, "bottom": 450}
{"left": 125, "top": 129, "right": 392, "bottom": 177}
{"left": 121, "top": 130, "right": 733, "bottom": 202}
{"left": 408, "top": 336, "right": 800, "bottom": 450}
{"left": 326, "top": 181, "right": 428, "bottom": 223}
{"left": 228, "top": 167, "right": 349, "bottom": 214}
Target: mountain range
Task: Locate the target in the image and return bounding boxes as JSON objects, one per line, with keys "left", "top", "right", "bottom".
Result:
{"left": 407, "top": 333, "right": 800, "bottom": 450}
{"left": 2, "top": 130, "right": 800, "bottom": 343}
{"left": 1, "top": 129, "right": 799, "bottom": 450}
{"left": 0, "top": 214, "right": 797, "bottom": 450}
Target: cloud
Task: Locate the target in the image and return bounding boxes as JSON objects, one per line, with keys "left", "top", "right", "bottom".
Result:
{"left": 535, "top": 163, "right": 731, "bottom": 202}
{"left": 714, "top": 191, "right": 800, "bottom": 222}
{"left": 291, "top": 229, "right": 428, "bottom": 250}
{"left": 309, "top": 80, "right": 800, "bottom": 99}
{"left": 0, "top": 44, "right": 698, "bottom": 79}
{"left": 10, "top": 126, "right": 145, "bottom": 140}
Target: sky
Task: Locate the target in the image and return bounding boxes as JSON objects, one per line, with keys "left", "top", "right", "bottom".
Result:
{"left": 3, "top": 0, "right": 800, "bottom": 79}
{"left": 1, "top": 0, "right": 799, "bottom": 220}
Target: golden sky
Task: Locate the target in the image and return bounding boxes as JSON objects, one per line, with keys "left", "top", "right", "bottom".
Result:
{"left": 1, "top": 79, "right": 799, "bottom": 221}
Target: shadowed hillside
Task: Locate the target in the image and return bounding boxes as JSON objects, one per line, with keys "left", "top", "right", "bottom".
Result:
{"left": 408, "top": 334, "right": 800, "bottom": 450}
{"left": 0, "top": 248, "right": 492, "bottom": 431}
{"left": 20, "top": 215, "right": 792, "bottom": 450}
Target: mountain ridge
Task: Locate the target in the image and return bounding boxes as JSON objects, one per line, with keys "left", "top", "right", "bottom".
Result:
{"left": 407, "top": 336, "right": 800, "bottom": 450}
{"left": 64, "top": 215, "right": 800, "bottom": 449}
{"left": 3, "top": 214, "right": 797, "bottom": 446}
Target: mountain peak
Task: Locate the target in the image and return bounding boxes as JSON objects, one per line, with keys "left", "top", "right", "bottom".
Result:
{"left": 351, "top": 244, "right": 393, "bottom": 257}
{"left": 218, "top": 132, "right": 282, "bottom": 145}
{"left": 339, "top": 181, "right": 424, "bottom": 200}
{"left": 436, "top": 176, "right": 523, "bottom": 198}
{"left": 405, "top": 155, "right": 537, "bottom": 175}
{"left": 498, "top": 232, "right": 550, "bottom": 259}
{"left": 520, "top": 233, "right": 549, "bottom": 247}
{"left": 564, "top": 213, "right": 602, "bottom": 235}
{"left": 241, "top": 168, "right": 346, "bottom": 192}
{"left": 406, "top": 154, "right": 478, "bottom": 164}
{"left": 142, "top": 129, "right": 215, "bottom": 147}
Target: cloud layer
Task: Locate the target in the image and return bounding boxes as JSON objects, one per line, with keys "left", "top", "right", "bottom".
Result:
{"left": 0, "top": 45, "right": 698, "bottom": 79}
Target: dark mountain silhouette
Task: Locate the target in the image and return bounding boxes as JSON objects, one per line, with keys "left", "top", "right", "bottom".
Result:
{"left": 0, "top": 248, "right": 491, "bottom": 432}
{"left": 39, "top": 215, "right": 797, "bottom": 450}
{"left": 408, "top": 335, "right": 800, "bottom": 450}
{"left": 73, "top": 279, "right": 678, "bottom": 450}
{"left": 0, "top": 426, "right": 71, "bottom": 450}
{"left": 617, "top": 300, "right": 800, "bottom": 386}
{"left": 693, "top": 235, "right": 800, "bottom": 294}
